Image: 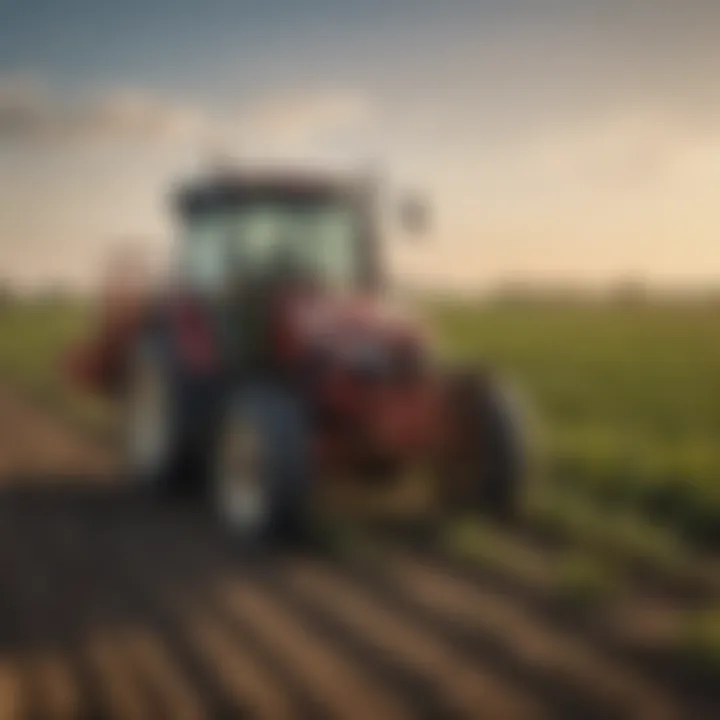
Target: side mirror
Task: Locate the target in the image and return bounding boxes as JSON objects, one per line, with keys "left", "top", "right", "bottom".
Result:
{"left": 398, "top": 195, "right": 430, "bottom": 238}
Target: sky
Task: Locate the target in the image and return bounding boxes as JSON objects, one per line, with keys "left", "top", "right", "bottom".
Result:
{"left": 1, "top": 0, "right": 720, "bottom": 291}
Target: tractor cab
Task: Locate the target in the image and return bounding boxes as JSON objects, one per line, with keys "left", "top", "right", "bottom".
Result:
{"left": 171, "top": 170, "right": 425, "bottom": 379}
{"left": 175, "top": 172, "right": 382, "bottom": 300}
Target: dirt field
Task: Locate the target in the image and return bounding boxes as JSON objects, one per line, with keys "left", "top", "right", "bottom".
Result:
{"left": 0, "top": 387, "right": 717, "bottom": 720}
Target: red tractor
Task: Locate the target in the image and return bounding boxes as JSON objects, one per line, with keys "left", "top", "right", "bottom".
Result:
{"left": 72, "top": 168, "right": 526, "bottom": 540}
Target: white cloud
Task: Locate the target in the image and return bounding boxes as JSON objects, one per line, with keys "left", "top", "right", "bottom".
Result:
{"left": 0, "top": 76, "right": 375, "bottom": 159}
{"left": 0, "top": 79, "right": 380, "bottom": 287}
{"left": 238, "top": 89, "right": 374, "bottom": 150}
{"left": 0, "top": 75, "right": 211, "bottom": 144}
{"left": 86, "top": 90, "right": 208, "bottom": 142}
{"left": 0, "top": 75, "right": 53, "bottom": 138}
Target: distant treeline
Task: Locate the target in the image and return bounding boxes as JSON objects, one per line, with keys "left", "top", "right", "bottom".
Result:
{"left": 408, "top": 280, "right": 720, "bottom": 308}
{"left": 0, "top": 281, "right": 89, "bottom": 308}
{"left": 2, "top": 278, "right": 720, "bottom": 309}
{"left": 486, "top": 280, "right": 720, "bottom": 307}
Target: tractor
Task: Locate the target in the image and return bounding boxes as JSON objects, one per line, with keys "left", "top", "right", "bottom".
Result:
{"left": 71, "top": 168, "right": 526, "bottom": 540}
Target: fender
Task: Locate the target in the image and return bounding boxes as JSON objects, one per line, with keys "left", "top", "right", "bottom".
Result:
{"left": 67, "top": 292, "right": 217, "bottom": 397}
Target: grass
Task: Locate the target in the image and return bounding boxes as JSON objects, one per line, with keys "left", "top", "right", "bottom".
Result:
{"left": 2, "top": 294, "right": 720, "bottom": 570}
{"left": 678, "top": 609, "right": 720, "bottom": 678}
{"left": 425, "top": 299, "right": 720, "bottom": 552}
{"left": 527, "top": 491, "right": 689, "bottom": 576}
{"left": 553, "top": 553, "right": 619, "bottom": 610}
{"left": 0, "top": 298, "right": 110, "bottom": 435}
{"left": 444, "top": 517, "right": 620, "bottom": 608}
{"left": 6, "top": 293, "right": 720, "bottom": 688}
{"left": 443, "top": 517, "right": 553, "bottom": 587}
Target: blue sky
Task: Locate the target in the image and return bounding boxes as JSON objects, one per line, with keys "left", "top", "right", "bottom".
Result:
{"left": 1, "top": 1, "right": 720, "bottom": 289}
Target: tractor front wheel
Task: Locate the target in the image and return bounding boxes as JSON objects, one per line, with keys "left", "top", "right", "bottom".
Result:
{"left": 211, "top": 384, "right": 313, "bottom": 542}
{"left": 122, "top": 336, "right": 183, "bottom": 496}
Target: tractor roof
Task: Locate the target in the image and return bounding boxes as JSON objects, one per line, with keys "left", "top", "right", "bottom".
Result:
{"left": 174, "top": 167, "right": 370, "bottom": 216}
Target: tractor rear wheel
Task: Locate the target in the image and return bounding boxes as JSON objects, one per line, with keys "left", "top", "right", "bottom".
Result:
{"left": 441, "top": 371, "right": 527, "bottom": 522}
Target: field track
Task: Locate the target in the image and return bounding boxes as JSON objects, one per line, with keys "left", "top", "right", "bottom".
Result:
{"left": 0, "top": 387, "right": 716, "bottom": 719}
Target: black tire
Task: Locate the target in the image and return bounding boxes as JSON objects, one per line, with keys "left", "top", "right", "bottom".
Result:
{"left": 121, "top": 334, "right": 185, "bottom": 497}
{"left": 443, "top": 371, "right": 527, "bottom": 522}
{"left": 210, "top": 383, "right": 313, "bottom": 542}
{"left": 481, "top": 376, "right": 526, "bottom": 520}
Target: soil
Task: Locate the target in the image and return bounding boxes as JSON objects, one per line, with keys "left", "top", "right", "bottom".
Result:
{"left": 0, "top": 386, "right": 716, "bottom": 719}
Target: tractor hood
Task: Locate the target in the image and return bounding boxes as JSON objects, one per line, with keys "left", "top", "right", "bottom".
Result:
{"left": 277, "top": 290, "right": 429, "bottom": 372}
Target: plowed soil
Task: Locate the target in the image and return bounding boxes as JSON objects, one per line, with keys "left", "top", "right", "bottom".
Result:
{"left": 0, "top": 387, "right": 716, "bottom": 719}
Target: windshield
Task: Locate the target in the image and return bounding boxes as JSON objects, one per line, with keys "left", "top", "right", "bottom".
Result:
{"left": 182, "top": 199, "right": 363, "bottom": 293}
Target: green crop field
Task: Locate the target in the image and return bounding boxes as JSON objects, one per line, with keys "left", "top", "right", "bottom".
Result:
{"left": 0, "top": 297, "right": 107, "bottom": 432}
{"left": 427, "top": 300, "right": 720, "bottom": 552}
{"left": 2, "top": 295, "right": 719, "bottom": 556}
